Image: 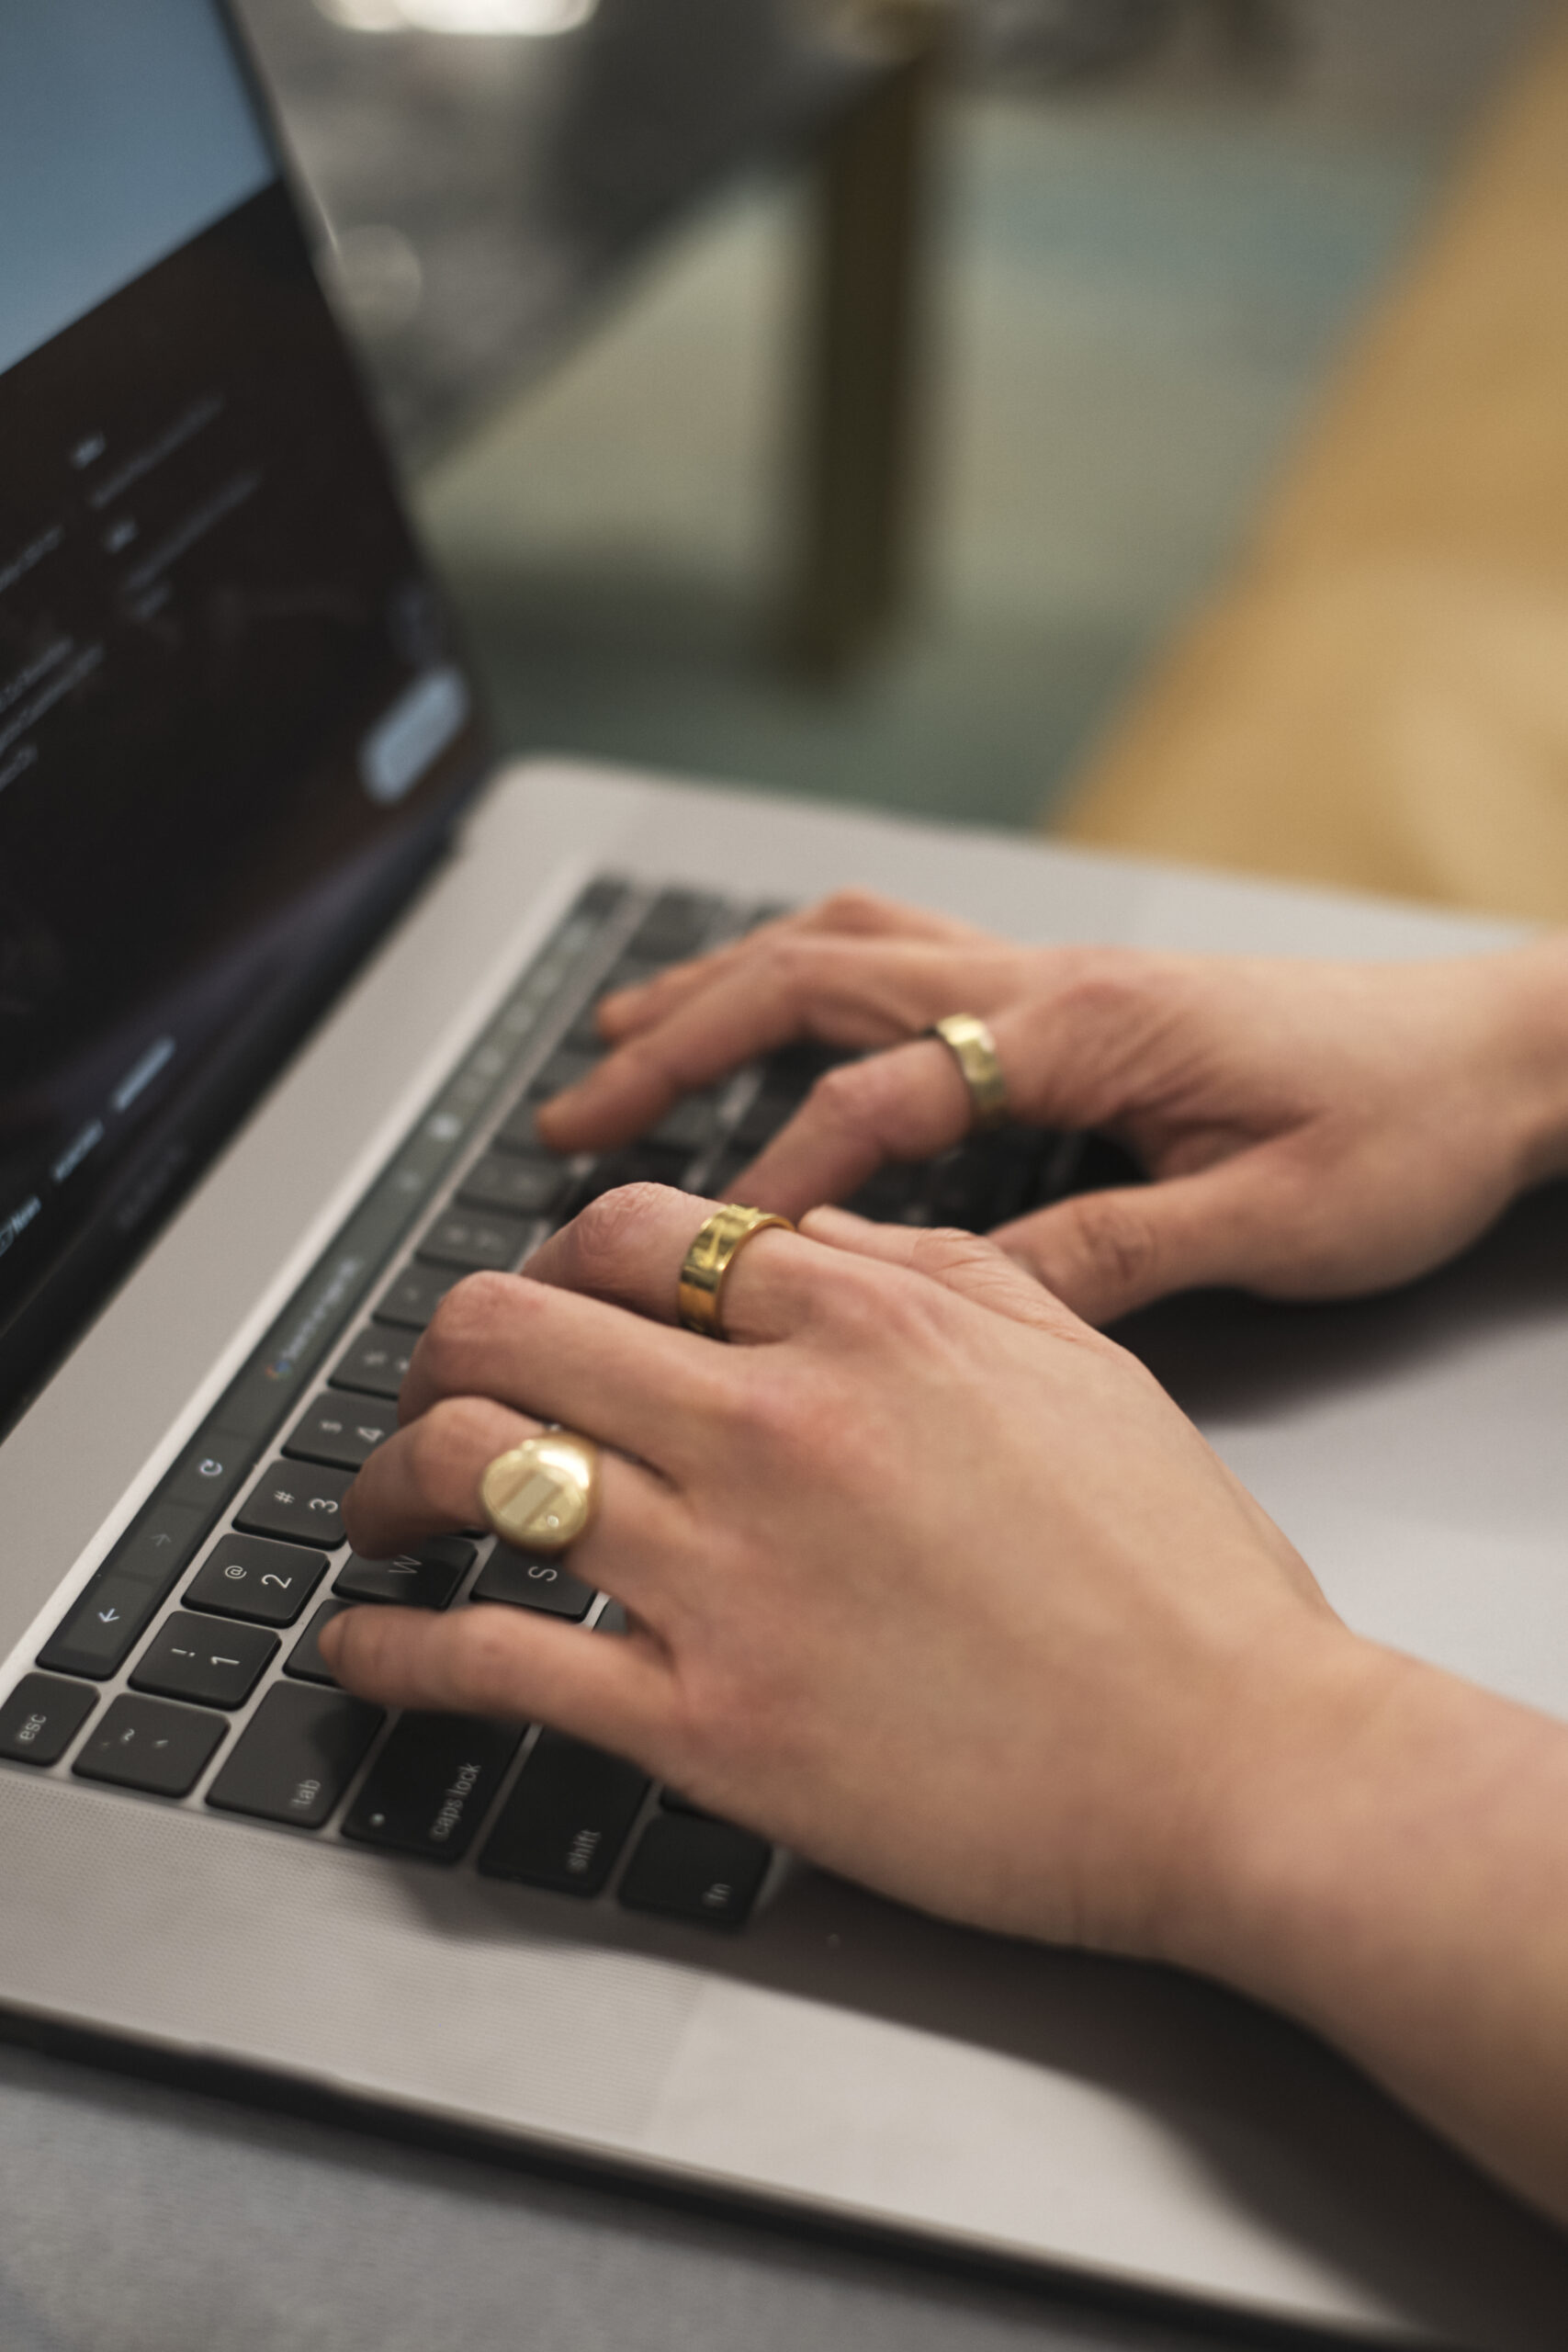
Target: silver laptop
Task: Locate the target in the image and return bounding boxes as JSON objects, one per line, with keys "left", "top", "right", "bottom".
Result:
{"left": 5, "top": 7, "right": 1568, "bottom": 2344}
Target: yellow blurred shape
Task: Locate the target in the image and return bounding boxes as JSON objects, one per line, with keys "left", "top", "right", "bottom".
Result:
{"left": 1055, "top": 9, "right": 1568, "bottom": 924}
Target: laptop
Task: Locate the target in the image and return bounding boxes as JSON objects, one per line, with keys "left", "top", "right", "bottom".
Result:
{"left": 5, "top": 6, "right": 1568, "bottom": 2343}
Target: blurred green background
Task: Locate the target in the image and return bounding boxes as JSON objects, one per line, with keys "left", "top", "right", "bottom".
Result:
{"left": 411, "top": 0, "right": 1551, "bottom": 833}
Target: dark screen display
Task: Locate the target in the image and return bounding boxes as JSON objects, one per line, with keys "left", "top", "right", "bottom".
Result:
{"left": 0, "top": 168, "right": 489, "bottom": 1419}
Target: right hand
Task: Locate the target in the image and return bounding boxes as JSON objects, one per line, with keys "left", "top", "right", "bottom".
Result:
{"left": 536, "top": 890, "right": 1568, "bottom": 1324}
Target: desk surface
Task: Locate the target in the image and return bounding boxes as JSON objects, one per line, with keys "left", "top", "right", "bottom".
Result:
{"left": 0, "top": 2037, "right": 1240, "bottom": 2352}
{"left": 234, "top": 0, "right": 876, "bottom": 465}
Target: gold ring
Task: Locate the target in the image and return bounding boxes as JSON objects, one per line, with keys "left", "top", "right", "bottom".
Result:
{"left": 479, "top": 1429, "right": 600, "bottom": 1555}
{"left": 928, "top": 1013, "right": 1009, "bottom": 1132}
{"left": 678, "top": 1204, "right": 795, "bottom": 1340}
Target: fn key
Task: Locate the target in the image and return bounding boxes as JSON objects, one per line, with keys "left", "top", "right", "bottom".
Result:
{"left": 206, "top": 1684, "right": 383, "bottom": 1829}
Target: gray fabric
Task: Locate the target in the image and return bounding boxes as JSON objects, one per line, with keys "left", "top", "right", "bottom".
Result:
{"left": 0, "top": 2047, "right": 1224, "bottom": 2352}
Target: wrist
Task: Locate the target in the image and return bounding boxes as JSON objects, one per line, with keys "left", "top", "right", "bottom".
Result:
{"left": 1166, "top": 1629, "right": 1568, "bottom": 2198}
{"left": 1151, "top": 1619, "right": 1404, "bottom": 1998}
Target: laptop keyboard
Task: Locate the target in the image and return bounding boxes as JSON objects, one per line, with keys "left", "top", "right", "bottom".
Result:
{"left": 0, "top": 877, "right": 1134, "bottom": 1933}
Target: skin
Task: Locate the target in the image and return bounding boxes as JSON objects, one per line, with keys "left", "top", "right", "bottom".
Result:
{"left": 320, "top": 900, "right": 1568, "bottom": 2227}
{"left": 533, "top": 888, "right": 1568, "bottom": 1324}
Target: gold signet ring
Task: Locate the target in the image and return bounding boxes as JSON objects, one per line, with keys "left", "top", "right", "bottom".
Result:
{"left": 928, "top": 1013, "right": 1010, "bottom": 1132}
{"left": 678, "top": 1204, "right": 795, "bottom": 1340}
{"left": 479, "top": 1430, "right": 600, "bottom": 1555}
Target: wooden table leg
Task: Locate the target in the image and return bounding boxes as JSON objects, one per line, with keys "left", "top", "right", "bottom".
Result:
{"left": 779, "top": 3, "right": 946, "bottom": 680}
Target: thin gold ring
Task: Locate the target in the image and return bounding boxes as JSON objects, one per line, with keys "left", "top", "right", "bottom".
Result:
{"left": 678, "top": 1204, "right": 795, "bottom": 1340}
{"left": 479, "top": 1428, "right": 600, "bottom": 1555}
{"left": 928, "top": 1013, "right": 1010, "bottom": 1132}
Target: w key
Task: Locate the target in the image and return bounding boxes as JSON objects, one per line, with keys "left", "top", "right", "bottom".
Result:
{"left": 235, "top": 1462, "right": 352, "bottom": 1549}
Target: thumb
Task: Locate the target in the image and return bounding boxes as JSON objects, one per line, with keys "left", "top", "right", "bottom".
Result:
{"left": 993, "top": 1158, "right": 1280, "bottom": 1325}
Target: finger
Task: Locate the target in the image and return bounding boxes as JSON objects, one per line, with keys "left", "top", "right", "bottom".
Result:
{"left": 342, "top": 1390, "right": 686, "bottom": 1606}
{"left": 799, "top": 1204, "right": 1108, "bottom": 1344}
{"left": 992, "top": 1154, "right": 1295, "bottom": 1325}
{"left": 523, "top": 1182, "right": 809, "bottom": 1342}
{"left": 538, "top": 935, "right": 1025, "bottom": 1153}
{"left": 596, "top": 890, "right": 990, "bottom": 1042}
{"left": 733, "top": 1037, "right": 977, "bottom": 1219}
{"left": 320, "top": 1600, "right": 672, "bottom": 1758}
{"left": 400, "top": 1262, "right": 728, "bottom": 1458}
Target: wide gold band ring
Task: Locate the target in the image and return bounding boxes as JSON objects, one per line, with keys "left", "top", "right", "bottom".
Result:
{"left": 479, "top": 1429, "right": 600, "bottom": 1555}
{"left": 928, "top": 1013, "right": 1010, "bottom": 1132}
{"left": 678, "top": 1204, "right": 795, "bottom": 1340}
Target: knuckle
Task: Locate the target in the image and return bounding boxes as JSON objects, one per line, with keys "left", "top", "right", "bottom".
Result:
{"left": 720, "top": 1358, "right": 818, "bottom": 1453}
{"left": 766, "top": 932, "right": 829, "bottom": 994}
{"left": 569, "top": 1181, "right": 673, "bottom": 1278}
{"left": 818, "top": 887, "right": 897, "bottom": 933}
{"left": 906, "top": 1226, "right": 1003, "bottom": 1285}
{"left": 405, "top": 1396, "right": 495, "bottom": 1497}
{"left": 1073, "top": 1191, "right": 1158, "bottom": 1293}
{"left": 807, "top": 1061, "right": 880, "bottom": 1136}
{"left": 418, "top": 1271, "right": 525, "bottom": 1387}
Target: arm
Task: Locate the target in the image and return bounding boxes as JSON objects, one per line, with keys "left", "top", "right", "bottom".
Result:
{"left": 536, "top": 892, "right": 1568, "bottom": 1322}
{"left": 320, "top": 1188, "right": 1568, "bottom": 2227}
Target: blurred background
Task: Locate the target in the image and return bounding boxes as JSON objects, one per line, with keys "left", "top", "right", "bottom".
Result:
{"left": 237, "top": 0, "right": 1568, "bottom": 919}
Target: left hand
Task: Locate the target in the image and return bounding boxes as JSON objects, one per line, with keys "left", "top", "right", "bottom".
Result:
{"left": 323, "top": 1182, "right": 1364, "bottom": 1958}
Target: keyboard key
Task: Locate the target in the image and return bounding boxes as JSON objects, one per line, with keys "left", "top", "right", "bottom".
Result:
{"left": 73, "top": 1695, "right": 227, "bottom": 1798}
{"left": 37, "top": 1497, "right": 209, "bottom": 1679}
{"left": 285, "top": 1399, "right": 394, "bottom": 1473}
{"left": 235, "top": 1461, "right": 352, "bottom": 1549}
{"left": 572, "top": 876, "right": 631, "bottom": 922}
{"left": 0, "top": 1674, "right": 98, "bottom": 1765}
{"left": 566, "top": 958, "right": 658, "bottom": 1048}
{"left": 577, "top": 1143, "right": 690, "bottom": 1204}
{"left": 164, "top": 1430, "right": 253, "bottom": 1521}
{"left": 525, "top": 1046, "right": 602, "bottom": 1102}
{"left": 330, "top": 1329, "right": 416, "bottom": 1401}
{"left": 730, "top": 1085, "right": 802, "bottom": 1157}
{"left": 648, "top": 1093, "right": 726, "bottom": 1158}
{"left": 333, "top": 1538, "right": 475, "bottom": 1610}
{"left": 491, "top": 1101, "right": 569, "bottom": 1158}
{"left": 478, "top": 1731, "right": 649, "bottom": 1895}
{"left": 372, "top": 1263, "right": 456, "bottom": 1332}
{"left": 284, "top": 1600, "right": 351, "bottom": 1685}
{"left": 658, "top": 1786, "right": 723, "bottom": 1819}
{"left": 617, "top": 1815, "right": 772, "bottom": 1929}
{"left": 130, "top": 1613, "right": 277, "bottom": 1710}
{"left": 471, "top": 1545, "right": 596, "bottom": 1622}
{"left": 343, "top": 1713, "right": 524, "bottom": 1861}
{"left": 206, "top": 1684, "right": 384, "bottom": 1828}
{"left": 416, "top": 1210, "right": 536, "bottom": 1272}
{"left": 457, "top": 1153, "right": 571, "bottom": 1219}
{"left": 185, "top": 1533, "right": 327, "bottom": 1625}
{"left": 626, "top": 889, "right": 718, "bottom": 964}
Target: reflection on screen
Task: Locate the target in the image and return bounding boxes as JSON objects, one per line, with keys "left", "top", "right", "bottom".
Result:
{"left": 0, "top": 0, "right": 273, "bottom": 379}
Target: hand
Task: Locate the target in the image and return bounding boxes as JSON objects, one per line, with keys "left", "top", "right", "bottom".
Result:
{"left": 536, "top": 892, "right": 1568, "bottom": 1323}
{"left": 325, "top": 1183, "right": 1354, "bottom": 1955}
{"left": 322, "top": 1184, "right": 1568, "bottom": 2222}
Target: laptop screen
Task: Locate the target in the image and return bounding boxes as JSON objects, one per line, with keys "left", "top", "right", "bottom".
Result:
{"left": 0, "top": 1, "right": 490, "bottom": 1425}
